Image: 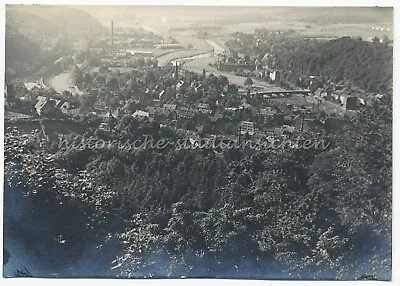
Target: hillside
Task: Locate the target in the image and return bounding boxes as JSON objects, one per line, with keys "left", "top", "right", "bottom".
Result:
{"left": 5, "top": 27, "right": 42, "bottom": 82}
{"left": 5, "top": 5, "right": 105, "bottom": 81}
{"left": 6, "top": 5, "right": 104, "bottom": 41}
{"left": 273, "top": 37, "right": 393, "bottom": 93}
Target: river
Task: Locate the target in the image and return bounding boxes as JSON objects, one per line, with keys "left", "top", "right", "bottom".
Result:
{"left": 48, "top": 72, "right": 83, "bottom": 96}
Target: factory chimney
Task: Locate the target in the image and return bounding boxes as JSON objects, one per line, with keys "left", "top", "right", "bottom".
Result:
{"left": 111, "top": 20, "right": 114, "bottom": 46}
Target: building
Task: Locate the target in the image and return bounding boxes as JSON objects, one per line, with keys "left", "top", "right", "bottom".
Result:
{"left": 210, "top": 112, "right": 223, "bottom": 123}
{"left": 130, "top": 51, "right": 154, "bottom": 57}
{"left": 132, "top": 110, "right": 150, "bottom": 119}
{"left": 163, "top": 104, "right": 177, "bottom": 112}
{"left": 259, "top": 108, "right": 276, "bottom": 119}
{"left": 240, "top": 121, "right": 255, "bottom": 136}
{"left": 53, "top": 99, "right": 70, "bottom": 113}
{"left": 35, "top": 99, "right": 57, "bottom": 116}
{"left": 177, "top": 107, "right": 196, "bottom": 119}
{"left": 197, "top": 103, "right": 212, "bottom": 115}
{"left": 146, "top": 106, "right": 172, "bottom": 117}
{"left": 224, "top": 107, "right": 239, "bottom": 115}
{"left": 154, "top": 43, "right": 183, "bottom": 49}
{"left": 107, "top": 50, "right": 131, "bottom": 57}
{"left": 269, "top": 70, "right": 281, "bottom": 82}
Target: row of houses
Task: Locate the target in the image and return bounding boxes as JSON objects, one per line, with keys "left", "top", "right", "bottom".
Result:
{"left": 133, "top": 103, "right": 213, "bottom": 120}
{"left": 241, "top": 113, "right": 344, "bottom": 140}
{"left": 34, "top": 96, "right": 78, "bottom": 116}
{"left": 313, "top": 88, "right": 360, "bottom": 110}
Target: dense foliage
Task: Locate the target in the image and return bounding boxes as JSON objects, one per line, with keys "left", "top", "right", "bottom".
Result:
{"left": 272, "top": 37, "right": 392, "bottom": 93}
{"left": 4, "top": 94, "right": 392, "bottom": 278}
{"left": 227, "top": 35, "right": 392, "bottom": 93}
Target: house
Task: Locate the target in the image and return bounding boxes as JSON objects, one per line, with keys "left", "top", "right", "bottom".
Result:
{"left": 210, "top": 112, "right": 223, "bottom": 123}
{"left": 131, "top": 51, "right": 154, "bottom": 57}
{"left": 198, "top": 103, "right": 210, "bottom": 109}
{"left": 339, "top": 95, "right": 348, "bottom": 106}
{"left": 240, "top": 121, "right": 255, "bottom": 136}
{"left": 154, "top": 43, "right": 183, "bottom": 49}
{"left": 269, "top": 70, "right": 281, "bottom": 82}
{"left": 240, "top": 98, "right": 253, "bottom": 110}
{"left": 163, "top": 104, "right": 177, "bottom": 112}
{"left": 146, "top": 106, "right": 156, "bottom": 116}
{"left": 37, "top": 95, "right": 47, "bottom": 102}
{"left": 332, "top": 93, "right": 341, "bottom": 101}
{"left": 54, "top": 99, "right": 71, "bottom": 114}
{"left": 65, "top": 108, "right": 79, "bottom": 116}
{"left": 225, "top": 107, "right": 239, "bottom": 114}
{"left": 176, "top": 80, "right": 185, "bottom": 89}
{"left": 197, "top": 103, "right": 212, "bottom": 115}
{"left": 193, "top": 82, "right": 202, "bottom": 92}
{"left": 314, "top": 88, "right": 324, "bottom": 98}
{"left": 177, "top": 107, "right": 196, "bottom": 119}
{"left": 112, "top": 108, "right": 124, "bottom": 118}
{"left": 35, "top": 99, "right": 57, "bottom": 116}
{"left": 156, "top": 107, "right": 172, "bottom": 117}
{"left": 132, "top": 110, "right": 150, "bottom": 119}
{"left": 260, "top": 108, "right": 277, "bottom": 121}
{"left": 59, "top": 102, "right": 71, "bottom": 114}
{"left": 281, "top": 125, "right": 295, "bottom": 133}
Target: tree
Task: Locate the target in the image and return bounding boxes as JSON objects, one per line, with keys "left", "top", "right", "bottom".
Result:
{"left": 244, "top": 77, "right": 253, "bottom": 87}
{"left": 217, "top": 75, "right": 229, "bottom": 90}
{"left": 107, "top": 77, "right": 119, "bottom": 89}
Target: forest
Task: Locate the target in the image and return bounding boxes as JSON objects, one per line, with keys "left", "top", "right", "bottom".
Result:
{"left": 272, "top": 37, "right": 392, "bottom": 93}
{"left": 4, "top": 92, "right": 392, "bottom": 278}
{"left": 228, "top": 35, "right": 392, "bottom": 93}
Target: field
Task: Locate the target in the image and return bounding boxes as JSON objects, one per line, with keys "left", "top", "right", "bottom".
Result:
{"left": 157, "top": 49, "right": 211, "bottom": 66}
{"left": 219, "top": 20, "right": 392, "bottom": 40}
{"left": 170, "top": 32, "right": 213, "bottom": 51}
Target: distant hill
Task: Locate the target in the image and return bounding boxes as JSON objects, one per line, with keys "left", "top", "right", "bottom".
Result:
{"left": 299, "top": 7, "right": 392, "bottom": 25}
{"left": 5, "top": 5, "right": 105, "bottom": 81}
{"left": 274, "top": 36, "right": 393, "bottom": 93}
{"left": 6, "top": 5, "right": 104, "bottom": 41}
{"left": 5, "top": 27, "right": 42, "bottom": 81}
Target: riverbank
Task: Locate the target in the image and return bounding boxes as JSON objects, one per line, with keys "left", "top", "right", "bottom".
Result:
{"left": 48, "top": 72, "right": 83, "bottom": 96}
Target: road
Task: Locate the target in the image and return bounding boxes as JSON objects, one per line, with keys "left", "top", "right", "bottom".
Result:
{"left": 48, "top": 72, "right": 83, "bottom": 96}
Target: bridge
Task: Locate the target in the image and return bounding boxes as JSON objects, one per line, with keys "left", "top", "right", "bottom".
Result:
{"left": 247, "top": 89, "right": 311, "bottom": 97}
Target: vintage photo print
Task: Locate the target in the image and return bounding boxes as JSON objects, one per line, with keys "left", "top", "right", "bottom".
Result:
{"left": 2, "top": 1, "right": 393, "bottom": 281}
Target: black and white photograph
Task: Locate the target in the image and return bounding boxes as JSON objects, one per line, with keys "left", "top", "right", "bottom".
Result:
{"left": 2, "top": 1, "right": 394, "bottom": 281}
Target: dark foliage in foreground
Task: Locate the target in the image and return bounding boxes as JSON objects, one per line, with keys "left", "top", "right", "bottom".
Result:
{"left": 4, "top": 96, "right": 391, "bottom": 278}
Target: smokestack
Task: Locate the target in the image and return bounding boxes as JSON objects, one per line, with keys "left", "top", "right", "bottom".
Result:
{"left": 111, "top": 20, "right": 114, "bottom": 46}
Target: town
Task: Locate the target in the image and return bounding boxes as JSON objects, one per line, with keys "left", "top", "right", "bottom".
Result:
{"left": 4, "top": 5, "right": 393, "bottom": 280}
{"left": 6, "top": 19, "right": 390, "bottom": 148}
